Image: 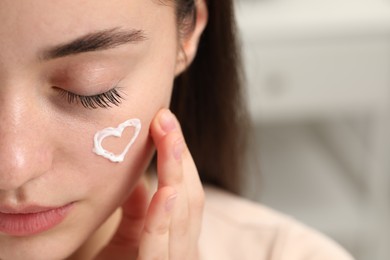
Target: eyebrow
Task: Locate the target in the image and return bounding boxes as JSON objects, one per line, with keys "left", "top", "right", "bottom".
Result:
{"left": 40, "top": 27, "right": 147, "bottom": 60}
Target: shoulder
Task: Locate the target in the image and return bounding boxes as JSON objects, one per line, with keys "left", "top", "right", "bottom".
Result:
{"left": 199, "top": 185, "right": 355, "bottom": 260}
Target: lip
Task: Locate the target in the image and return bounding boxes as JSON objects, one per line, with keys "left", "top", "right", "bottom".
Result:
{"left": 0, "top": 203, "right": 74, "bottom": 236}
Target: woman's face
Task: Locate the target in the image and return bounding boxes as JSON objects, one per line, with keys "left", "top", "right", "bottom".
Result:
{"left": 0, "top": 0, "right": 181, "bottom": 258}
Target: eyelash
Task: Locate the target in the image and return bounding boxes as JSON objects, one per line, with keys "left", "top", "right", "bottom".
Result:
{"left": 57, "top": 87, "right": 125, "bottom": 109}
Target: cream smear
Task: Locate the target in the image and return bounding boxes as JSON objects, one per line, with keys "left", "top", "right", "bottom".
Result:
{"left": 93, "top": 118, "right": 141, "bottom": 163}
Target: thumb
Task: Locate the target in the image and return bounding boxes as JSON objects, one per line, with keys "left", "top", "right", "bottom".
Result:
{"left": 95, "top": 178, "right": 150, "bottom": 260}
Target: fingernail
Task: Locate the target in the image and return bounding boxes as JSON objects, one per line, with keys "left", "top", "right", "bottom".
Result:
{"left": 160, "top": 109, "right": 176, "bottom": 133}
{"left": 165, "top": 193, "right": 177, "bottom": 212}
{"left": 173, "top": 139, "right": 184, "bottom": 161}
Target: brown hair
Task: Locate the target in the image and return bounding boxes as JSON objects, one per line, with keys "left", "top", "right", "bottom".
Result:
{"left": 171, "top": 0, "right": 249, "bottom": 194}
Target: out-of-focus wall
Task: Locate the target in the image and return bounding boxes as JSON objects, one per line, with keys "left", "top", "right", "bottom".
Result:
{"left": 236, "top": 1, "right": 390, "bottom": 259}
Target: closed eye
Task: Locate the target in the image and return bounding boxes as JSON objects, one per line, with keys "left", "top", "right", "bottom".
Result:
{"left": 56, "top": 87, "right": 125, "bottom": 109}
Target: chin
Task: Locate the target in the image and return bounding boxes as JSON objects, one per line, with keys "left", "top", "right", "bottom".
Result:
{"left": 0, "top": 241, "right": 77, "bottom": 260}
{"left": 0, "top": 224, "right": 90, "bottom": 260}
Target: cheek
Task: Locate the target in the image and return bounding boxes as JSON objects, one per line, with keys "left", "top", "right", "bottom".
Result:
{"left": 47, "top": 116, "right": 153, "bottom": 220}
{"left": 48, "top": 46, "right": 178, "bottom": 201}
{"left": 47, "top": 4, "right": 179, "bottom": 206}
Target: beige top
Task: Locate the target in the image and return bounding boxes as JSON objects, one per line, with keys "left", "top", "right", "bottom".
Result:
{"left": 199, "top": 185, "right": 355, "bottom": 260}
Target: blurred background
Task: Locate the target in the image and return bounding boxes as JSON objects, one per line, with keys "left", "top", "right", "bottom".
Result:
{"left": 235, "top": 0, "right": 390, "bottom": 259}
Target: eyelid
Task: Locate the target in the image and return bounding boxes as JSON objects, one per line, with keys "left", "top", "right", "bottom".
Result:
{"left": 56, "top": 87, "right": 125, "bottom": 109}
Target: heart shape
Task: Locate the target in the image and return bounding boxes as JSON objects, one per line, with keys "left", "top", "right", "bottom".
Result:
{"left": 93, "top": 118, "right": 141, "bottom": 163}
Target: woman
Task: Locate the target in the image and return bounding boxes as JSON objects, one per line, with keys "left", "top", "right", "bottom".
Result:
{"left": 0, "top": 0, "right": 353, "bottom": 259}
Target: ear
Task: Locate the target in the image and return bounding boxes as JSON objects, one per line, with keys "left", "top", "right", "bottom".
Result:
{"left": 175, "top": 0, "right": 208, "bottom": 76}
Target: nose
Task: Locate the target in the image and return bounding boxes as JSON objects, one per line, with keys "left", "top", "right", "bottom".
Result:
{"left": 0, "top": 94, "right": 52, "bottom": 191}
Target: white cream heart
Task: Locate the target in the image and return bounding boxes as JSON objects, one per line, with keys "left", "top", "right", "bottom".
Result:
{"left": 93, "top": 119, "right": 141, "bottom": 163}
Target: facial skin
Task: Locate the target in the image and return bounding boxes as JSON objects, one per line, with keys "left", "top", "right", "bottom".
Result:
{"left": 0, "top": 0, "right": 186, "bottom": 259}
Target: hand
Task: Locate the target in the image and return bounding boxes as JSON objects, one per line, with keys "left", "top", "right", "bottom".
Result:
{"left": 96, "top": 109, "right": 205, "bottom": 260}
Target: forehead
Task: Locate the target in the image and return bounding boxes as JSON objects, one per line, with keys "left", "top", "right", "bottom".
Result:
{"left": 0, "top": 0, "right": 176, "bottom": 63}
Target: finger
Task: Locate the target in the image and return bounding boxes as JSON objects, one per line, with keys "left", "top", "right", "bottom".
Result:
{"left": 151, "top": 109, "right": 191, "bottom": 258}
{"left": 150, "top": 109, "right": 185, "bottom": 188}
{"left": 150, "top": 109, "right": 202, "bottom": 193}
{"left": 172, "top": 126, "right": 204, "bottom": 257}
{"left": 138, "top": 186, "right": 177, "bottom": 260}
{"left": 95, "top": 179, "right": 149, "bottom": 260}
{"left": 152, "top": 109, "right": 204, "bottom": 235}
{"left": 151, "top": 109, "right": 203, "bottom": 259}
{"left": 181, "top": 152, "right": 204, "bottom": 256}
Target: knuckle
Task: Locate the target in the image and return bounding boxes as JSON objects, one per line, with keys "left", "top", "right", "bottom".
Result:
{"left": 171, "top": 167, "right": 184, "bottom": 183}
{"left": 174, "top": 217, "right": 189, "bottom": 236}
{"left": 110, "top": 232, "right": 138, "bottom": 248}
{"left": 144, "top": 222, "right": 169, "bottom": 236}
